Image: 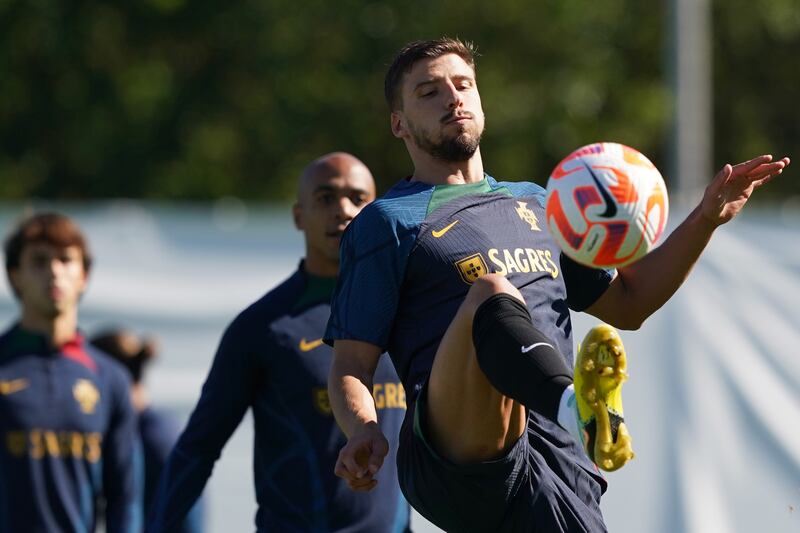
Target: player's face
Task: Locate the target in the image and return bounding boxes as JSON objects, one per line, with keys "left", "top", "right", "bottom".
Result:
{"left": 296, "top": 166, "right": 376, "bottom": 265}
{"left": 9, "top": 243, "right": 87, "bottom": 320}
{"left": 393, "top": 53, "right": 485, "bottom": 162}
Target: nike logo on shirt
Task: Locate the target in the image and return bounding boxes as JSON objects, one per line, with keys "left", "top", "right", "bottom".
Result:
{"left": 299, "top": 338, "right": 324, "bottom": 352}
{"left": 0, "top": 378, "right": 29, "bottom": 395}
{"left": 432, "top": 220, "right": 459, "bottom": 238}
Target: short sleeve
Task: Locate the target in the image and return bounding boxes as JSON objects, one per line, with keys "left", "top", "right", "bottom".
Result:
{"left": 325, "top": 203, "right": 420, "bottom": 349}
{"left": 560, "top": 252, "right": 615, "bottom": 311}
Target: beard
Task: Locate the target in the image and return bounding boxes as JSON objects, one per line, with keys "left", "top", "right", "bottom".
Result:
{"left": 409, "top": 116, "right": 483, "bottom": 162}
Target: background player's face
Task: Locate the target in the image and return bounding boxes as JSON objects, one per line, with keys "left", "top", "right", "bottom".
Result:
{"left": 294, "top": 157, "right": 376, "bottom": 273}
{"left": 9, "top": 243, "right": 87, "bottom": 320}
{"left": 392, "top": 53, "right": 485, "bottom": 162}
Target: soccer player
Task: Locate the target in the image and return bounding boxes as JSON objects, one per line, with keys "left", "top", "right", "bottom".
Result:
{"left": 91, "top": 329, "right": 205, "bottom": 533}
{"left": 0, "top": 212, "right": 142, "bottom": 532}
{"left": 325, "top": 38, "right": 790, "bottom": 532}
{"left": 147, "top": 153, "right": 411, "bottom": 532}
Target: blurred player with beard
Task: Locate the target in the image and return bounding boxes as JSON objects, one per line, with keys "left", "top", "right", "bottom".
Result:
{"left": 325, "top": 38, "right": 789, "bottom": 532}
{"left": 147, "top": 153, "right": 411, "bottom": 532}
{"left": 0, "top": 213, "right": 142, "bottom": 532}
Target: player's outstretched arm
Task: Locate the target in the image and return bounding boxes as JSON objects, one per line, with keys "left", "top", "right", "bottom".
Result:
{"left": 329, "top": 339, "right": 387, "bottom": 492}
{"left": 147, "top": 317, "right": 258, "bottom": 532}
{"left": 587, "top": 154, "right": 790, "bottom": 329}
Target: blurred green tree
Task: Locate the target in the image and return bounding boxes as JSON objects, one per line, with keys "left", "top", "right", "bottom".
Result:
{"left": 0, "top": 0, "right": 796, "bottom": 200}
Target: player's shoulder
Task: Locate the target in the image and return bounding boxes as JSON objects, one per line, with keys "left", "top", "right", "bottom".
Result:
{"left": 86, "top": 344, "right": 127, "bottom": 377}
{"left": 0, "top": 325, "right": 15, "bottom": 360}
{"left": 337, "top": 180, "right": 432, "bottom": 256}
{"left": 86, "top": 344, "right": 134, "bottom": 388}
{"left": 0, "top": 324, "right": 14, "bottom": 343}
{"left": 229, "top": 268, "right": 307, "bottom": 332}
{"left": 355, "top": 179, "right": 433, "bottom": 229}
{"left": 489, "top": 175, "right": 547, "bottom": 205}
{"left": 0, "top": 323, "right": 34, "bottom": 362}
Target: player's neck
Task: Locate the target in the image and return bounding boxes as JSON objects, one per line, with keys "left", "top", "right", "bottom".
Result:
{"left": 19, "top": 307, "right": 79, "bottom": 348}
{"left": 131, "top": 384, "right": 148, "bottom": 413}
{"left": 303, "top": 253, "right": 338, "bottom": 279}
{"left": 411, "top": 148, "right": 484, "bottom": 185}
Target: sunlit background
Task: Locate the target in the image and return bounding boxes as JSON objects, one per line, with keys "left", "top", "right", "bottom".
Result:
{"left": 2, "top": 0, "right": 799, "bottom": 531}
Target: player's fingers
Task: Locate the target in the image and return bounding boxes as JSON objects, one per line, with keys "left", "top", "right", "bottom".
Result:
{"left": 750, "top": 157, "right": 789, "bottom": 188}
{"left": 738, "top": 161, "right": 786, "bottom": 186}
{"left": 348, "top": 478, "right": 378, "bottom": 492}
{"left": 731, "top": 154, "right": 773, "bottom": 174}
{"left": 713, "top": 163, "right": 733, "bottom": 186}
{"left": 349, "top": 474, "right": 377, "bottom": 488}
{"left": 334, "top": 457, "right": 358, "bottom": 481}
{"left": 752, "top": 169, "right": 783, "bottom": 189}
{"left": 367, "top": 438, "right": 388, "bottom": 475}
{"left": 367, "top": 451, "right": 385, "bottom": 476}
{"left": 759, "top": 156, "right": 790, "bottom": 168}
{"left": 337, "top": 447, "right": 366, "bottom": 479}
{"left": 745, "top": 159, "right": 788, "bottom": 178}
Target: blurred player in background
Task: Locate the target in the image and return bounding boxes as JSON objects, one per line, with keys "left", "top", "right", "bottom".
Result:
{"left": 91, "top": 328, "right": 205, "bottom": 533}
{"left": 0, "top": 212, "right": 142, "bottom": 532}
{"left": 147, "top": 152, "right": 411, "bottom": 532}
{"left": 325, "top": 38, "right": 790, "bottom": 532}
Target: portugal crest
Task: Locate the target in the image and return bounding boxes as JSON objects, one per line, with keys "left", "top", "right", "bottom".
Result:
{"left": 313, "top": 388, "right": 332, "bottom": 415}
{"left": 73, "top": 379, "right": 100, "bottom": 414}
{"left": 455, "top": 253, "right": 489, "bottom": 284}
{"left": 515, "top": 201, "right": 540, "bottom": 231}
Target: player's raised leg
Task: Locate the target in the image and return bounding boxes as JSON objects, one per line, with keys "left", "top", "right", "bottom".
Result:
{"left": 427, "top": 273, "right": 634, "bottom": 473}
{"left": 427, "top": 273, "right": 573, "bottom": 463}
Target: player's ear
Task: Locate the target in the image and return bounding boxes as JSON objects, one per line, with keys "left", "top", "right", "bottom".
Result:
{"left": 72, "top": 259, "right": 90, "bottom": 302}
{"left": 77, "top": 267, "right": 88, "bottom": 295}
{"left": 7, "top": 269, "right": 20, "bottom": 298}
{"left": 390, "top": 111, "right": 406, "bottom": 139}
{"left": 292, "top": 202, "right": 303, "bottom": 230}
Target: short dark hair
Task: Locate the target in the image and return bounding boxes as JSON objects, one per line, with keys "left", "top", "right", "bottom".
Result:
{"left": 384, "top": 37, "right": 478, "bottom": 111}
{"left": 91, "top": 330, "right": 157, "bottom": 383}
{"left": 4, "top": 212, "right": 93, "bottom": 275}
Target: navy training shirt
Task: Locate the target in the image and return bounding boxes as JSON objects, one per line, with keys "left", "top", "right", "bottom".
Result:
{"left": 326, "top": 175, "right": 614, "bottom": 401}
{"left": 148, "top": 265, "right": 410, "bottom": 533}
{"left": 0, "top": 325, "right": 143, "bottom": 532}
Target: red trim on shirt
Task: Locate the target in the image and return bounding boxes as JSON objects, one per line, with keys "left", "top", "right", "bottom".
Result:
{"left": 62, "top": 334, "right": 98, "bottom": 373}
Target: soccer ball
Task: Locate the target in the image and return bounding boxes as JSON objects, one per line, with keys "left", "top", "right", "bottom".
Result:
{"left": 544, "top": 142, "right": 669, "bottom": 269}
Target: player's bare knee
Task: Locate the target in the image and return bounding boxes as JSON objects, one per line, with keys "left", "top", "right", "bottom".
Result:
{"left": 465, "top": 274, "right": 524, "bottom": 312}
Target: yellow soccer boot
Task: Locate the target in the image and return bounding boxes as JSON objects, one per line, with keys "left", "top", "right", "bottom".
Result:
{"left": 574, "top": 324, "right": 634, "bottom": 471}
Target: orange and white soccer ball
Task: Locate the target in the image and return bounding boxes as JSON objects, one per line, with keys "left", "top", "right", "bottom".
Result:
{"left": 544, "top": 142, "right": 669, "bottom": 269}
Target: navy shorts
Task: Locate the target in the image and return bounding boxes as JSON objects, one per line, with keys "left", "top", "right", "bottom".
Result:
{"left": 397, "top": 383, "right": 608, "bottom": 533}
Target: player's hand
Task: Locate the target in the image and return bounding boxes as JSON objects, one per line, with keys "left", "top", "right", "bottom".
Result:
{"left": 700, "top": 154, "right": 790, "bottom": 226}
{"left": 334, "top": 421, "right": 388, "bottom": 492}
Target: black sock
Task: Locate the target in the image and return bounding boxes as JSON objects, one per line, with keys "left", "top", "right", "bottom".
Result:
{"left": 472, "top": 293, "right": 572, "bottom": 421}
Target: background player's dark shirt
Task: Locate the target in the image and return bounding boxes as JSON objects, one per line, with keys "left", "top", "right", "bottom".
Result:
{"left": 139, "top": 407, "right": 204, "bottom": 533}
{"left": 148, "top": 265, "right": 410, "bottom": 533}
{"left": 0, "top": 325, "right": 143, "bottom": 532}
{"left": 326, "top": 176, "right": 613, "bottom": 401}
